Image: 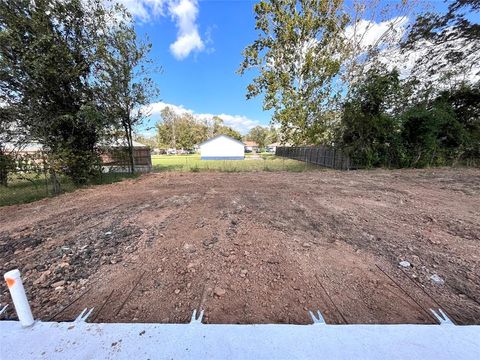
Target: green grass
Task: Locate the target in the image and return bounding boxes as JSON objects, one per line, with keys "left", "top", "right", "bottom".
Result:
{"left": 0, "top": 172, "right": 138, "bottom": 207}
{"left": 1, "top": 155, "right": 317, "bottom": 207}
{"left": 151, "top": 154, "right": 318, "bottom": 172}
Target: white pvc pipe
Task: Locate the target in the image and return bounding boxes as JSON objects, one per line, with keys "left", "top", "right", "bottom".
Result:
{"left": 4, "top": 269, "right": 34, "bottom": 327}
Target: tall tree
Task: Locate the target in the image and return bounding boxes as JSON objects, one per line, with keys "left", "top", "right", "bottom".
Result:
{"left": 0, "top": 0, "right": 109, "bottom": 184}
{"left": 156, "top": 111, "right": 242, "bottom": 148}
{"left": 97, "top": 5, "right": 158, "bottom": 173}
{"left": 246, "top": 126, "right": 269, "bottom": 148}
{"left": 266, "top": 125, "right": 279, "bottom": 144}
{"left": 238, "top": 0, "right": 349, "bottom": 145}
{"left": 340, "top": 67, "right": 405, "bottom": 167}
{"left": 157, "top": 107, "right": 179, "bottom": 149}
{"left": 403, "top": 0, "right": 479, "bottom": 87}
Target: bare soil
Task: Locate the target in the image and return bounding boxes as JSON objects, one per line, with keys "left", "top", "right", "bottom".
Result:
{"left": 1, "top": 168, "right": 479, "bottom": 325}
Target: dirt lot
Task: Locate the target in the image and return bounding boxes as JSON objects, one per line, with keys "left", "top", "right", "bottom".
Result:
{"left": 1, "top": 168, "right": 479, "bottom": 325}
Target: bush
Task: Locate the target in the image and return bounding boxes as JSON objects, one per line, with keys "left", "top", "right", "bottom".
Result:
{"left": 0, "top": 152, "right": 15, "bottom": 186}
{"left": 339, "top": 67, "right": 478, "bottom": 168}
{"left": 401, "top": 100, "right": 467, "bottom": 167}
{"left": 340, "top": 68, "right": 405, "bottom": 168}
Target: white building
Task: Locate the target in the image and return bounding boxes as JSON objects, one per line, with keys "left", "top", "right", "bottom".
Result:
{"left": 199, "top": 135, "right": 245, "bottom": 160}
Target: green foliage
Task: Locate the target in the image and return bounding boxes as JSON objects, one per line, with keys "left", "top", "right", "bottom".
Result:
{"left": 246, "top": 126, "right": 269, "bottom": 148}
{"left": 134, "top": 135, "right": 157, "bottom": 149}
{"left": 96, "top": 4, "right": 158, "bottom": 173}
{"left": 0, "top": 153, "right": 14, "bottom": 186}
{"left": 0, "top": 0, "right": 159, "bottom": 184}
{"left": 0, "top": 172, "right": 138, "bottom": 207}
{"left": 340, "top": 68, "right": 405, "bottom": 167}
{"left": 156, "top": 108, "right": 207, "bottom": 149}
{"left": 151, "top": 154, "right": 316, "bottom": 172}
{"left": 401, "top": 103, "right": 464, "bottom": 167}
{"left": 214, "top": 124, "right": 242, "bottom": 141}
{"left": 437, "top": 84, "right": 480, "bottom": 161}
{"left": 156, "top": 107, "right": 241, "bottom": 149}
{"left": 0, "top": 0, "right": 109, "bottom": 184}
{"left": 238, "top": 0, "right": 349, "bottom": 145}
{"left": 340, "top": 67, "right": 478, "bottom": 168}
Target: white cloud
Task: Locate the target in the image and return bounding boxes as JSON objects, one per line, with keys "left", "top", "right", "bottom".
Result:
{"left": 117, "top": 0, "right": 205, "bottom": 59}
{"left": 168, "top": 0, "right": 204, "bottom": 59}
{"left": 344, "top": 16, "right": 409, "bottom": 51}
{"left": 145, "top": 101, "right": 262, "bottom": 134}
{"left": 376, "top": 34, "right": 480, "bottom": 87}
{"left": 117, "top": 0, "right": 166, "bottom": 21}
{"left": 346, "top": 17, "right": 480, "bottom": 87}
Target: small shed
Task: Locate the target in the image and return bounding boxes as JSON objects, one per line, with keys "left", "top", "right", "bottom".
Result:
{"left": 199, "top": 135, "right": 245, "bottom": 160}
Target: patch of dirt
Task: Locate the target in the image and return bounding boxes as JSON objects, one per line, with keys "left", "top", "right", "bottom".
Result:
{"left": 1, "top": 168, "right": 479, "bottom": 325}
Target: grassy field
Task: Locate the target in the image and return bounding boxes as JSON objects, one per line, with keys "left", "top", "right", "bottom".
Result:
{"left": 0, "top": 172, "right": 138, "bottom": 207}
{"left": 1, "top": 154, "right": 316, "bottom": 207}
{"left": 151, "top": 153, "right": 317, "bottom": 172}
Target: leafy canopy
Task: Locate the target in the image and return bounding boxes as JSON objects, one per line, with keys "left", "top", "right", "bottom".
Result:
{"left": 238, "top": 0, "right": 349, "bottom": 145}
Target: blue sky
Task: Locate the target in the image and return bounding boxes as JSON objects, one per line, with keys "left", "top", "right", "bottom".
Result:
{"left": 120, "top": 0, "right": 467, "bottom": 135}
{"left": 124, "top": 0, "right": 269, "bottom": 135}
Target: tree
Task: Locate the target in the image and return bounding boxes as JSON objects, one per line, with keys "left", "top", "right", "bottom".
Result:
{"left": 340, "top": 68, "right": 405, "bottom": 167}
{"left": 246, "top": 126, "right": 269, "bottom": 148}
{"left": 134, "top": 134, "right": 157, "bottom": 149}
{"left": 266, "top": 125, "right": 279, "bottom": 144}
{"left": 156, "top": 111, "right": 241, "bottom": 148}
{"left": 0, "top": 106, "right": 18, "bottom": 186}
{"left": 439, "top": 83, "right": 480, "bottom": 160}
{"left": 210, "top": 116, "right": 242, "bottom": 140}
{"left": 157, "top": 107, "right": 178, "bottom": 149}
{"left": 402, "top": 0, "right": 479, "bottom": 90}
{"left": 156, "top": 109, "right": 208, "bottom": 149}
{"left": 238, "top": 0, "right": 349, "bottom": 145}
{"left": 0, "top": 0, "right": 109, "bottom": 185}
{"left": 97, "top": 5, "right": 158, "bottom": 173}
{"left": 341, "top": 0, "right": 419, "bottom": 88}
{"left": 401, "top": 102, "right": 464, "bottom": 167}
{"left": 214, "top": 125, "right": 242, "bottom": 141}
{"left": 175, "top": 113, "right": 206, "bottom": 149}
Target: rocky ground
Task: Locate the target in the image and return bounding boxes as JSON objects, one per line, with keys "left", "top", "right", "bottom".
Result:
{"left": 1, "top": 168, "right": 479, "bottom": 325}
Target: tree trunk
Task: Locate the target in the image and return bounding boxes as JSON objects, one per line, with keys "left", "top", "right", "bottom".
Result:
{"left": 0, "top": 153, "right": 10, "bottom": 187}
{"left": 124, "top": 120, "right": 135, "bottom": 174}
{"left": 0, "top": 166, "right": 7, "bottom": 187}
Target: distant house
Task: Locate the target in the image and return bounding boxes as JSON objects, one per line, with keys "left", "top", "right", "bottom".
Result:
{"left": 199, "top": 135, "right": 245, "bottom": 160}
{"left": 267, "top": 142, "right": 292, "bottom": 153}
{"left": 243, "top": 141, "right": 259, "bottom": 153}
{"left": 266, "top": 143, "right": 279, "bottom": 153}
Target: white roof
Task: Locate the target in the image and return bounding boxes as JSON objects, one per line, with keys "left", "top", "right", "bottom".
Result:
{"left": 101, "top": 139, "right": 149, "bottom": 148}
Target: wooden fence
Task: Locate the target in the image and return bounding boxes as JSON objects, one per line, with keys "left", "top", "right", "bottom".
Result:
{"left": 275, "top": 146, "right": 354, "bottom": 170}
{"left": 101, "top": 147, "right": 152, "bottom": 173}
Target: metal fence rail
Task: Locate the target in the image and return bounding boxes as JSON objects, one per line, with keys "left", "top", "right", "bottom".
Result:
{"left": 276, "top": 146, "right": 354, "bottom": 170}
